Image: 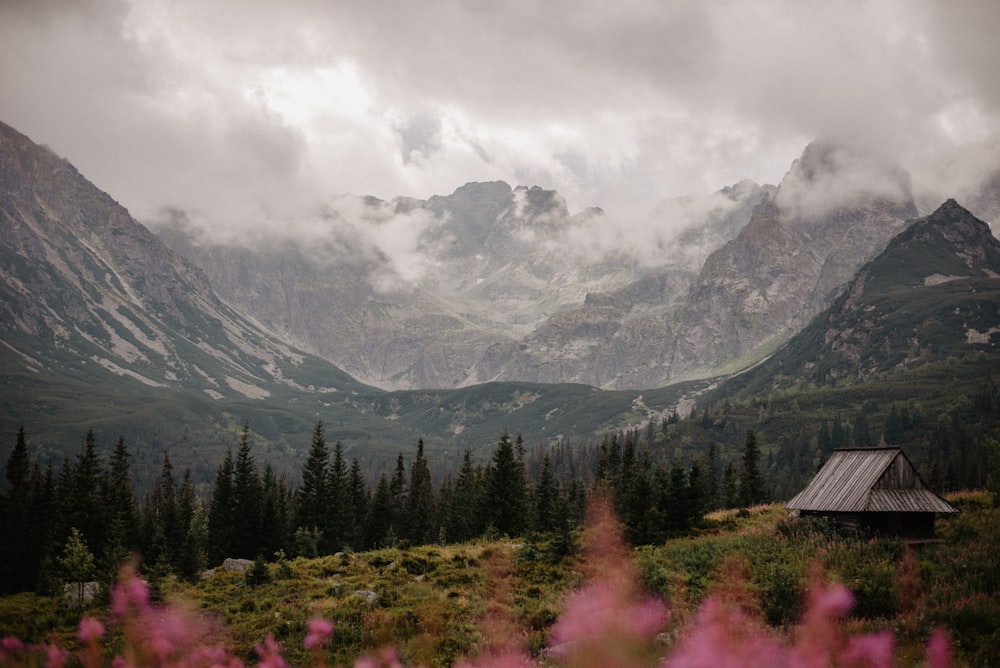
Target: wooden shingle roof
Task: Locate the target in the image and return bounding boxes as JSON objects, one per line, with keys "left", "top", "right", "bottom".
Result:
{"left": 786, "top": 447, "right": 958, "bottom": 514}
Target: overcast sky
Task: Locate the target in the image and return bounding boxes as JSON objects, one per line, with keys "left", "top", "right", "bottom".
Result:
{"left": 2, "top": 0, "right": 998, "bottom": 235}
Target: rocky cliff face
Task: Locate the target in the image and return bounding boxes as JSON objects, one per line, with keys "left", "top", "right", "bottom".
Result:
{"left": 0, "top": 120, "right": 365, "bottom": 401}
{"left": 673, "top": 141, "right": 918, "bottom": 376}
{"left": 728, "top": 199, "right": 1000, "bottom": 391}
{"left": 150, "top": 140, "right": 933, "bottom": 391}
{"left": 155, "top": 177, "right": 770, "bottom": 390}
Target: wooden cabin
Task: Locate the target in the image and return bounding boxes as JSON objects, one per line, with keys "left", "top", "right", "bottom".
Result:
{"left": 786, "top": 447, "right": 958, "bottom": 539}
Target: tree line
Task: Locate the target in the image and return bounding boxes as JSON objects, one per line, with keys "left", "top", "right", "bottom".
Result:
{"left": 0, "top": 422, "right": 766, "bottom": 595}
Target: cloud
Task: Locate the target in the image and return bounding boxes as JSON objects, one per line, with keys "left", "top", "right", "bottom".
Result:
{"left": 1, "top": 0, "right": 998, "bottom": 242}
{"left": 775, "top": 142, "right": 914, "bottom": 222}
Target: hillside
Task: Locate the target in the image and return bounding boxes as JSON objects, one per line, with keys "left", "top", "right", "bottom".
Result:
{"left": 0, "top": 120, "right": 419, "bottom": 477}
{"left": 1, "top": 493, "right": 995, "bottom": 666}
{"left": 717, "top": 198, "right": 1000, "bottom": 396}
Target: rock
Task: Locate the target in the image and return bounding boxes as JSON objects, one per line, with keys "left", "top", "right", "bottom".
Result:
{"left": 352, "top": 590, "right": 378, "bottom": 605}
{"left": 221, "top": 558, "right": 255, "bottom": 572}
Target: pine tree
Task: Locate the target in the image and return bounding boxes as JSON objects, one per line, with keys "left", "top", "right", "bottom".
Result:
{"left": 102, "top": 437, "right": 138, "bottom": 548}
{"left": 296, "top": 421, "right": 329, "bottom": 539}
{"left": 622, "top": 451, "right": 655, "bottom": 545}
{"left": 722, "top": 461, "right": 738, "bottom": 509}
{"left": 208, "top": 449, "right": 236, "bottom": 565}
{"left": 389, "top": 453, "right": 407, "bottom": 538}
{"left": 447, "top": 448, "right": 481, "bottom": 542}
{"left": 534, "top": 455, "right": 557, "bottom": 533}
{"left": 348, "top": 460, "right": 368, "bottom": 550}
{"left": 687, "top": 459, "right": 707, "bottom": 528}
{"left": 142, "top": 453, "right": 182, "bottom": 571}
{"left": 71, "top": 430, "right": 105, "bottom": 554}
{"left": 232, "top": 426, "right": 263, "bottom": 559}
{"left": 738, "top": 430, "right": 764, "bottom": 507}
{"left": 854, "top": 412, "right": 872, "bottom": 447}
{"left": 258, "top": 466, "right": 289, "bottom": 559}
{"left": 831, "top": 415, "right": 846, "bottom": 449}
{"left": 883, "top": 405, "right": 905, "bottom": 445}
{"left": 817, "top": 420, "right": 833, "bottom": 455}
{"left": 706, "top": 443, "right": 720, "bottom": 510}
{"left": 666, "top": 465, "right": 690, "bottom": 534}
{"left": 406, "top": 439, "right": 435, "bottom": 544}
{"left": 177, "top": 468, "right": 206, "bottom": 579}
{"left": 327, "top": 441, "right": 351, "bottom": 552}
{"left": 1, "top": 427, "right": 34, "bottom": 593}
{"left": 365, "top": 473, "right": 394, "bottom": 549}
{"left": 485, "top": 432, "right": 528, "bottom": 537}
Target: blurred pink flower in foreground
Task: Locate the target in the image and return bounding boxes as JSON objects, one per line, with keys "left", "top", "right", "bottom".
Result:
{"left": 304, "top": 618, "right": 334, "bottom": 649}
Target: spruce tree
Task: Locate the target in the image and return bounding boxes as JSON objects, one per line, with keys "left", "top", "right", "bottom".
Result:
{"left": 447, "top": 448, "right": 481, "bottom": 541}
{"left": 208, "top": 449, "right": 235, "bottom": 564}
{"left": 296, "top": 421, "right": 329, "bottom": 538}
{"left": 142, "top": 453, "right": 181, "bottom": 571}
{"left": 232, "top": 426, "right": 263, "bottom": 559}
{"left": 667, "top": 465, "right": 690, "bottom": 534}
{"left": 406, "top": 439, "right": 435, "bottom": 544}
{"left": 1, "top": 427, "right": 33, "bottom": 592}
{"left": 389, "top": 454, "right": 407, "bottom": 538}
{"left": 738, "top": 430, "right": 764, "bottom": 507}
{"left": 485, "top": 432, "right": 528, "bottom": 537}
{"left": 365, "top": 473, "right": 394, "bottom": 549}
{"left": 71, "top": 430, "right": 105, "bottom": 554}
{"left": 327, "top": 441, "right": 351, "bottom": 552}
{"left": 260, "top": 465, "right": 290, "bottom": 559}
{"left": 102, "top": 437, "right": 138, "bottom": 549}
{"left": 177, "top": 468, "right": 206, "bottom": 579}
{"left": 854, "top": 412, "right": 873, "bottom": 447}
{"left": 687, "top": 459, "right": 707, "bottom": 528}
{"left": 622, "top": 451, "right": 655, "bottom": 545}
{"left": 722, "top": 461, "right": 738, "bottom": 509}
{"left": 706, "top": 443, "right": 720, "bottom": 510}
{"left": 348, "top": 460, "right": 368, "bottom": 549}
{"left": 534, "top": 455, "right": 557, "bottom": 534}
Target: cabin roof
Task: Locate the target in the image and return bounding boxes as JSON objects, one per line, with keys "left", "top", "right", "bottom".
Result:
{"left": 786, "top": 447, "right": 958, "bottom": 514}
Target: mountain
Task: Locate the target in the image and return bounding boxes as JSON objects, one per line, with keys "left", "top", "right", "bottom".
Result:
{"left": 154, "top": 178, "right": 771, "bottom": 390}
{"left": 0, "top": 120, "right": 698, "bottom": 475}
{"left": 672, "top": 141, "right": 918, "bottom": 377}
{"left": 715, "top": 198, "right": 1000, "bottom": 398}
{"left": 0, "top": 120, "right": 421, "bottom": 477}
{"left": 468, "top": 179, "right": 772, "bottom": 389}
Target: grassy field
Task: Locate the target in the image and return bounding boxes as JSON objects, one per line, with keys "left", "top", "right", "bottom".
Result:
{"left": 1, "top": 491, "right": 996, "bottom": 666}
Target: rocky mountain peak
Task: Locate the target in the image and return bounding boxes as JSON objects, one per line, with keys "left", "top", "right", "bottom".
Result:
{"left": 864, "top": 198, "right": 1000, "bottom": 290}
{"left": 776, "top": 140, "right": 914, "bottom": 224}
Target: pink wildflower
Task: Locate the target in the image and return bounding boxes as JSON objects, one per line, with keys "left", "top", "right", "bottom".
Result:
{"left": 304, "top": 617, "right": 334, "bottom": 649}
{"left": 665, "top": 598, "right": 783, "bottom": 668}
{"left": 811, "top": 582, "right": 853, "bottom": 619}
{"left": 111, "top": 573, "right": 151, "bottom": 618}
{"left": 1, "top": 636, "right": 25, "bottom": 653}
{"left": 77, "top": 617, "right": 105, "bottom": 644}
{"left": 256, "top": 636, "right": 289, "bottom": 668}
{"left": 926, "top": 628, "right": 952, "bottom": 668}
{"left": 456, "top": 650, "right": 534, "bottom": 668}
{"left": 353, "top": 646, "right": 404, "bottom": 668}
{"left": 43, "top": 644, "right": 69, "bottom": 668}
{"left": 842, "top": 631, "right": 895, "bottom": 668}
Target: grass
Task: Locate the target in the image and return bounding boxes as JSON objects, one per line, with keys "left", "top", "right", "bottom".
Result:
{"left": 1, "top": 492, "right": 995, "bottom": 665}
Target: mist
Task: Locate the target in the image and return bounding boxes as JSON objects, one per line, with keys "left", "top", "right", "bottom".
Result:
{"left": 2, "top": 0, "right": 998, "bottom": 244}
